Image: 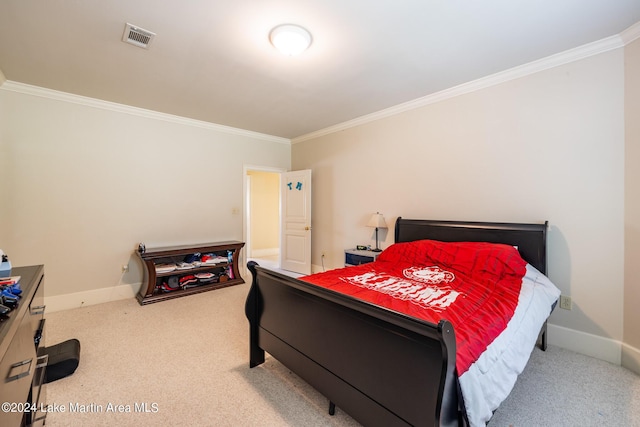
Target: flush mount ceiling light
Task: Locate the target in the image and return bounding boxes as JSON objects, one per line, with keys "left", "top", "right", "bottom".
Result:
{"left": 269, "top": 24, "right": 312, "bottom": 56}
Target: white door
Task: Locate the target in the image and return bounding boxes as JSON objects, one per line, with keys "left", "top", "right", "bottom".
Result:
{"left": 280, "top": 170, "right": 312, "bottom": 275}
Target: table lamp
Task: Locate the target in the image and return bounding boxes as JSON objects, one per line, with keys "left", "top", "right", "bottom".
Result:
{"left": 367, "top": 212, "right": 387, "bottom": 252}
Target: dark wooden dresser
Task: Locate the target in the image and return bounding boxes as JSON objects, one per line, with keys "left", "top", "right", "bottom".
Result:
{"left": 0, "top": 265, "right": 46, "bottom": 427}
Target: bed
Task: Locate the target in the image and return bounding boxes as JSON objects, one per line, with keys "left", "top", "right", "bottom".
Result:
{"left": 245, "top": 218, "right": 560, "bottom": 426}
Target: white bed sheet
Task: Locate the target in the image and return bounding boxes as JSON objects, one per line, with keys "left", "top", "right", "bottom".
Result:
{"left": 458, "top": 264, "right": 561, "bottom": 427}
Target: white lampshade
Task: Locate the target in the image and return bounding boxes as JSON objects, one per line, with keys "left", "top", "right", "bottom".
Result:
{"left": 269, "top": 24, "right": 312, "bottom": 56}
{"left": 367, "top": 212, "right": 387, "bottom": 229}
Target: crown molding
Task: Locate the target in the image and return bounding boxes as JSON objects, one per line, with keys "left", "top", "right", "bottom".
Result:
{"left": 0, "top": 81, "right": 291, "bottom": 145}
{"left": 620, "top": 20, "right": 640, "bottom": 44}
{"left": 3, "top": 19, "right": 638, "bottom": 147}
{"left": 292, "top": 30, "right": 630, "bottom": 144}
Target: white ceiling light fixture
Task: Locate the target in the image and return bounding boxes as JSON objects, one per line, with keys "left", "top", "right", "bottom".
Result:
{"left": 269, "top": 24, "right": 312, "bottom": 56}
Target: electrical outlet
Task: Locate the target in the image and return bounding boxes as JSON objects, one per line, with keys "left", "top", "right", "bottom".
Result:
{"left": 559, "top": 295, "right": 572, "bottom": 310}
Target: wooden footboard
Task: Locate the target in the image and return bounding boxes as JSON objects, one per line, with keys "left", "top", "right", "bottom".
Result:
{"left": 245, "top": 262, "right": 464, "bottom": 427}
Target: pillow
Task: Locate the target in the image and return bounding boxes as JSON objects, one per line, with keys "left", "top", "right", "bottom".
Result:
{"left": 377, "top": 239, "right": 526, "bottom": 282}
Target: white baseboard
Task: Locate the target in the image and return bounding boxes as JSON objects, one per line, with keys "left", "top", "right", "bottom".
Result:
{"left": 547, "top": 323, "right": 622, "bottom": 365}
{"left": 622, "top": 342, "right": 640, "bottom": 375}
{"left": 44, "top": 282, "right": 141, "bottom": 313}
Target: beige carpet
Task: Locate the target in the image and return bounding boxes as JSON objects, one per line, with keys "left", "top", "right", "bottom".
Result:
{"left": 43, "top": 281, "right": 640, "bottom": 426}
{"left": 43, "top": 283, "right": 360, "bottom": 427}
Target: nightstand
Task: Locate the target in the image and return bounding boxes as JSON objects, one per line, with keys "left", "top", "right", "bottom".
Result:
{"left": 344, "top": 248, "right": 380, "bottom": 266}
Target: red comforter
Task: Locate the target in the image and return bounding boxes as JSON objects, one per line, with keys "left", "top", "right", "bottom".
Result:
{"left": 301, "top": 240, "right": 527, "bottom": 374}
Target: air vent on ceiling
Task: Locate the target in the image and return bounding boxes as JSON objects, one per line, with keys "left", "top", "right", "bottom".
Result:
{"left": 122, "top": 23, "right": 156, "bottom": 49}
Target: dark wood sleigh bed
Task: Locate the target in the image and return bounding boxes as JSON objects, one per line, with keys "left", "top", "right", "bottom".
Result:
{"left": 245, "top": 218, "right": 549, "bottom": 426}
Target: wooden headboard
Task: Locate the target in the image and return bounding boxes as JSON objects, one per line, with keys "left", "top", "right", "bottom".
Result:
{"left": 394, "top": 217, "right": 548, "bottom": 275}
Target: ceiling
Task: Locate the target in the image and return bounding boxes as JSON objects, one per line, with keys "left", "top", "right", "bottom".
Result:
{"left": 1, "top": 1, "right": 639, "bottom": 140}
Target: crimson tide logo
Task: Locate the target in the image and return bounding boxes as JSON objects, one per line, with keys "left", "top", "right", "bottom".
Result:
{"left": 403, "top": 266, "right": 455, "bottom": 284}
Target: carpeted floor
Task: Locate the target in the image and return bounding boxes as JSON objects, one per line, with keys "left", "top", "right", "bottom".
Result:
{"left": 42, "top": 282, "right": 640, "bottom": 426}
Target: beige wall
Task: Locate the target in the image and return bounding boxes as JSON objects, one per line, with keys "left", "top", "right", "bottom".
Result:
{"left": 247, "top": 170, "right": 280, "bottom": 253}
{"left": 624, "top": 37, "right": 640, "bottom": 373}
{"left": 293, "top": 49, "right": 626, "bottom": 361}
{"left": 0, "top": 72, "right": 6, "bottom": 228}
{"left": 0, "top": 86, "right": 290, "bottom": 304}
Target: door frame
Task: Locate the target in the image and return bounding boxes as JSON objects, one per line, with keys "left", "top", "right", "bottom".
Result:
{"left": 243, "top": 164, "right": 287, "bottom": 272}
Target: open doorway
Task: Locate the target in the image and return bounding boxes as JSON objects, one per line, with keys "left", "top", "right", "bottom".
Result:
{"left": 244, "top": 167, "right": 283, "bottom": 271}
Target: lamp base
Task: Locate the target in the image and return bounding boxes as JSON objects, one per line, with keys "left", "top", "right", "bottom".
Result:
{"left": 371, "top": 248, "right": 382, "bottom": 252}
